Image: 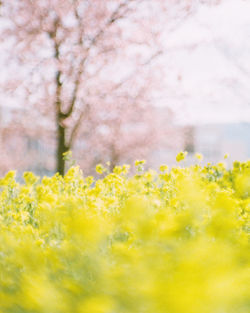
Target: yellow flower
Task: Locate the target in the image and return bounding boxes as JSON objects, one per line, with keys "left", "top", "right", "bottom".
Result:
{"left": 96, "top": 164, "right": 105, "bottom": 174}
{"left": 195, "top": 153, "right": 203, "bottom": 161}
{"left": 23, "top": 172, "right": 39, "bottom": 185}
{"left": 176, "top": 151, "right": 187, "bottom": 162}
{"left": 159, "top": 164, "right": 168, "bottom": 172}
{"left": 135, "top": 160, "right": 146, "bottom": 166}
{"left": 0, "top": 161, "right": 248, "bottom": 313}
{"left": 113, "top": 166, "right": 122, "bottom": 175}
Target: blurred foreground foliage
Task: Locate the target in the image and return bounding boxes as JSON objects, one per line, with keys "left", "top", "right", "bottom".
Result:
{"left": 0, "top": 158, "right": 249, "bottom": 313}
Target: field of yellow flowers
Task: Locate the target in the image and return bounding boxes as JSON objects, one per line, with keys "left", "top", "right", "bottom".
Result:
{"left": 0, "top": 156, "right": 249, "bottom": 313}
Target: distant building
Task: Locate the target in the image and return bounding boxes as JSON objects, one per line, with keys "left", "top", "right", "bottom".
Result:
{"left": 189, "top": 122, "right": 250, "bottom": 163}
{"left": 150, "top": 122, "right": 250, "bottom": 167}
{"left": 1, "top": 101, "right": 249, "bottom": 176}
{"left": 0, "top": 104, "right": 55, "bottom": 177}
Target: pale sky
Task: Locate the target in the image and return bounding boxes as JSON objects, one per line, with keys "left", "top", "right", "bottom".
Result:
{"left": 159, "top": 0, "right": 250, "bottom": 125}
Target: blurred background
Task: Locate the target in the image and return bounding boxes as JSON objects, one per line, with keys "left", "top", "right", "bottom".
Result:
{"left": 0, "top": 0, "right": 249, "bottom": 176}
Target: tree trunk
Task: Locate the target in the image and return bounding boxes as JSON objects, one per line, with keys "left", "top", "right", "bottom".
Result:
{"left": 110, "top": 145, "right": 119, "bottom": 172}
{"left": 56, "top": 121, "right": 68, "bottom": 176}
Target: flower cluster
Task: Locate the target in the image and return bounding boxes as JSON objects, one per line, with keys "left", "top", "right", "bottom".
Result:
{"left": 0, "top": 157, "right": 249, "bottom": 313}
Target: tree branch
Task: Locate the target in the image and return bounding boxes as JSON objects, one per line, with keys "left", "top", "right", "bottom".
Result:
{"left": 63, "top": 0, "right": 137, "bottom": 119}
{"left": 49, "top": 17, "right": 64, "bottom": 120}
{"left": 67, "top": 103, "right": 90, "bottom": 148}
